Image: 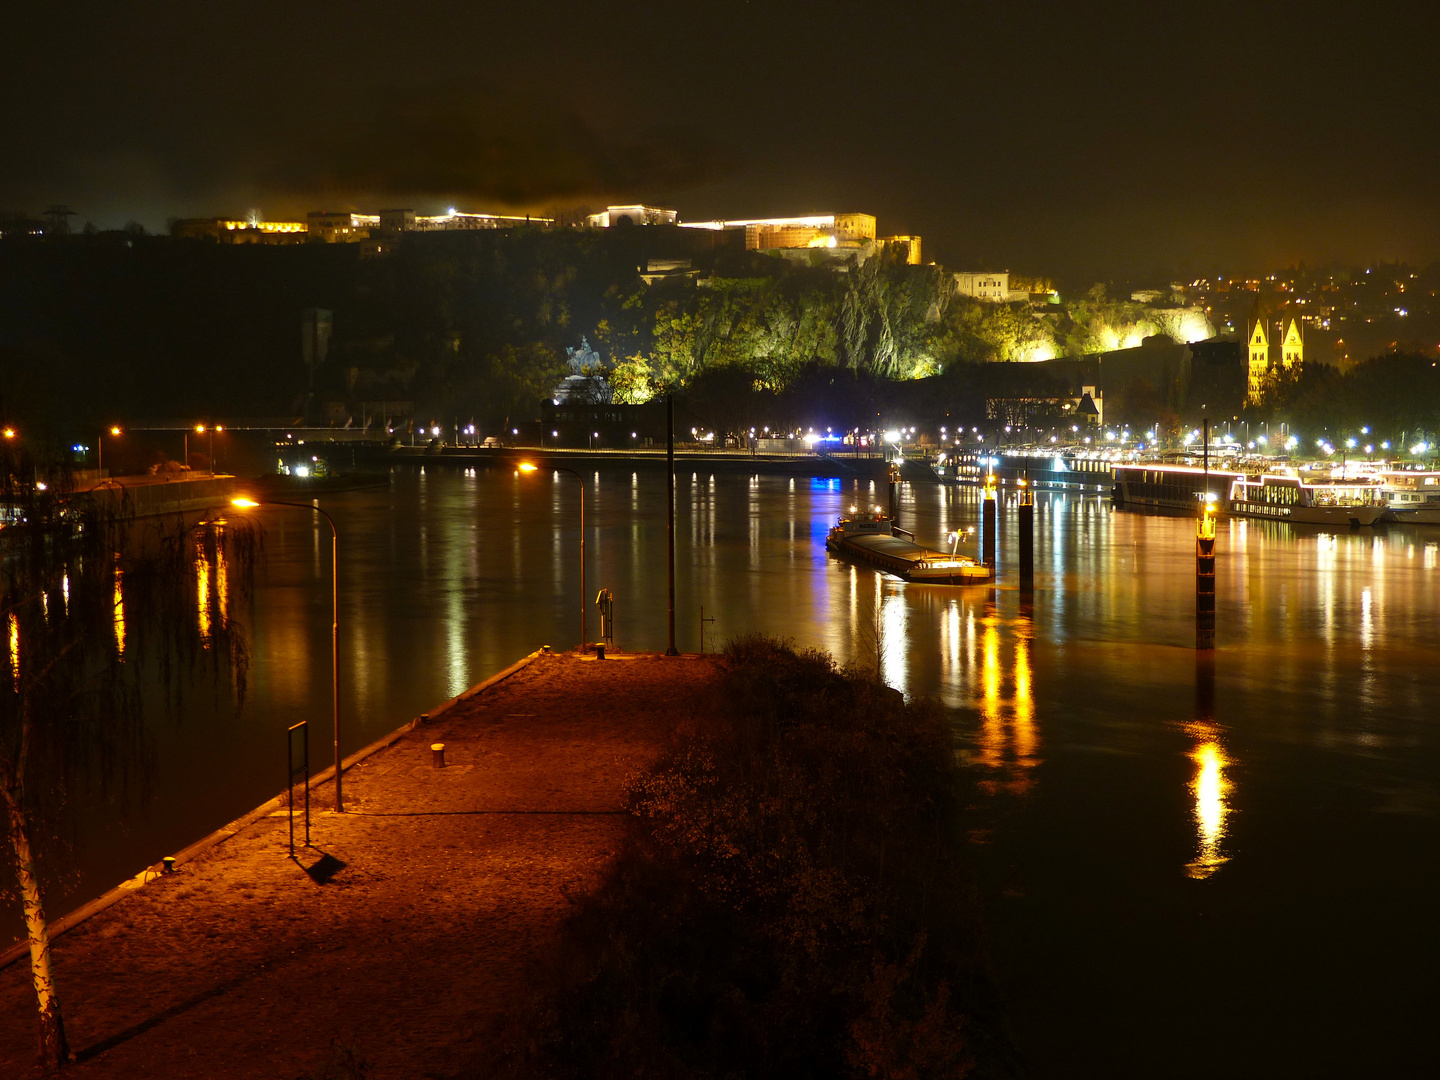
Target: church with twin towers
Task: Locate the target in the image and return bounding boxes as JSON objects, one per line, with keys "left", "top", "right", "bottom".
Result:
{"left": 1246, "top": 311, "right": 1304, "bottom": 401}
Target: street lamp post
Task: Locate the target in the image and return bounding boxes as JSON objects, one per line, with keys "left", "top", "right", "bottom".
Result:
{"left": 518, "top": 462, "right": 587, "bottom": 650}
{"left": 231, "top": 496, "right": 344, "bottom": 811}
{"left": 194, "top": 424, "right": 220, "bottom": 475}
{"left": 98, "top": 426, "right": 120, "bottom": 477}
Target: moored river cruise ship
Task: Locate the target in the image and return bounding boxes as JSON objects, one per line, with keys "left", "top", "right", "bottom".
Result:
{"left": 1380, "top": 470, "right": 1440, "bottom": 524}
{"left": 1113, "top": 463, "right": 1387, "bottom": 526}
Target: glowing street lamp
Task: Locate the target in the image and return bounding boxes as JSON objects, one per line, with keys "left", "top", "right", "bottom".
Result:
{"left": 98, "top": 426, "right": 121, "bottom": 477}
{"left": 230, "top": 496, "right": 345, "bottom": 812}
{"left": 518, "top": 462, "right": 588, "bottom": 649}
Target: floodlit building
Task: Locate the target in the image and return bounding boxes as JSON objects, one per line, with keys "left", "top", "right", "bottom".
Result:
{"left": 586, "top": 205, "right": 678, "bottom": 228}
{"left": 682, "top": 213, "right": 875, "bottom": 250}
{"left": 678, "top": 213, "right": 892, "bottom": 266}
{"left": 308, "top": 208, "right": 551, "bottom": 242}
{"left": 307, "top": 211, "right": 381, "bottom": 242}
{"left": 171, "top": 218, "right": 307, "bottom": 244}
{"left": 954, "top": 271, "right": 1011, "bottom": 302}
{"left": 411, "top": 210, "right": 551, "bottom": 230}
{"left": 880, "top": 235, "right": 922, "bottom": 265}
{"left": 1246, "top": 314, "right": 1302, "bottom": 400}
{"left": 378, "top": 208, "right": 417, "bottom": 231}
{"left": 1246, "top": 315, "right": 1269, "bottom": 396}
{"left": 1280, "top": 316, "right": 1304, "bottom": 366}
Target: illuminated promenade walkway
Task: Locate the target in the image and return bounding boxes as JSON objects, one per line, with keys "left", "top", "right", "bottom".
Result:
{"left": 0, "top": 652, "right": 715, "bottom": 1079}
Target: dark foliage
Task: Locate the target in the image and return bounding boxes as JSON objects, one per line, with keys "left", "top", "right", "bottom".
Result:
{"left": 480, "top": 638, "right": 1013, "bottom": 1080}
{"left": 1251, "top": 352, "right": 1440, "bottom": 446}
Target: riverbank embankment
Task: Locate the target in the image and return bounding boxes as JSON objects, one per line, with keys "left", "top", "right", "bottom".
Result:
{"left": 327, "top": 440, "right": 892, "bottom": 481}
{"left": 0, "top": 651, "right": 716, "bottom": 1079}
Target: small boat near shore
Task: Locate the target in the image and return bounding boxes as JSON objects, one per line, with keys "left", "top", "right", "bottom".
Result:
{"left": 825, "top": 511, "right": 992, "bottom": 584}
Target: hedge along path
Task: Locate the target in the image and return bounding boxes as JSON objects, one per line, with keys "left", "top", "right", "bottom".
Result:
{"left": 0, "top": 650, "right": 718, "bottom": 1079}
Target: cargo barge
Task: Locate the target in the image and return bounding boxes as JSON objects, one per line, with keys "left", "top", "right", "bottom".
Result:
{"left": 825, "top": 512, "right": 992, "bottom": 584}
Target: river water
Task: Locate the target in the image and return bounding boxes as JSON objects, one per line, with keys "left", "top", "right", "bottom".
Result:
{"left": 14, "top": 463, "right": 1440, "bottom": 1076}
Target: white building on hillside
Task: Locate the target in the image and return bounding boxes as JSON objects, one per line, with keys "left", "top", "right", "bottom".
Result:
{"left": 586, "top": 205, "right": 678, "bottom": 227}
{"left": 954, "top": 271, "right": 1011, "bottom": 302}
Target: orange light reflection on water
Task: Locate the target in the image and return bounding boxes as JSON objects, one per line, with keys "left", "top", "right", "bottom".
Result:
{"left": 1185, "top": 728, "right": 1232, "bottom": 879}
{"left": 976, "top": 613, "right": 1039, "bottom": 794}
{"left": 113, "top": 566, "right": 126, "bottom": 660}
{"left": 194, "top": 531, "right": 231, "bottom": 649}
{"left": 6, "top": 612, "right": 17, "bottom": 690}
{"left": 196, "top": 544, "right": 212, "bottom": 646}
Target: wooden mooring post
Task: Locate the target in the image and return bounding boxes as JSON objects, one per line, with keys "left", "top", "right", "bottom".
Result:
{"left": 1196, "top": 416, "right": 1216, "bottom": 649}
{"left": 982, "top": 474, "right": 998, "bottom": 574}
{"left": 1017, "top": 478, "right": 1034, "bottom": 591}
{"left": 1196, "top": 503, "right": 1217, "bottom": 649}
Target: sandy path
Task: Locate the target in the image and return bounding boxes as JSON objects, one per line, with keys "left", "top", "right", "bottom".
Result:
{"left": 0, "top": 652, "right": 716, "bottom": 1079}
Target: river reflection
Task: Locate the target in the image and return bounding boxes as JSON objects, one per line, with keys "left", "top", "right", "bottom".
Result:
{"left": 13, "top": 465, "right": 1440, "bottom": 1076}
{"left": 974, "top": 603, "right": 1039, "bottom": 793}
{"left": 1184, "top": 656, "right": 1231, "bottom": 880}
{"left": 6, "top": 611, "right": 17, "bottom": 689}
{"left": 112, "top": 560, "right": 126, "bottom": 659}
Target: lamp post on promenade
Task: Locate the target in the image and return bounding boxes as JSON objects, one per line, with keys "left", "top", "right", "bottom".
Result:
{"left": 518, "top": 463, "right": 587, "bottom": 650}
{"left": 230, "top": 496, "right": 345, "bottom": 811}
{"left": 194, "top": 424, "right": 222, "bottom": 475}
{"left": 98, "top": 426, "right": 120, "bottom": 477}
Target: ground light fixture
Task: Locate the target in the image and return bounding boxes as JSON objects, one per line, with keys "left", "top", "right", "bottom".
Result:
{"left": 518, "top": 462, "right": 588, "bottom": 649}
{"left": 230, "top": 495, "right": 345, "bottom": 812}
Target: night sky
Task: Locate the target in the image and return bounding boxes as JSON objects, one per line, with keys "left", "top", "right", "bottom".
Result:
{"left": 4, "top": 0, "right": 1437, "bottom": 280}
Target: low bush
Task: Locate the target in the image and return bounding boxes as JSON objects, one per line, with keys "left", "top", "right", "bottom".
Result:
{"left": 483, "top": 636, "right": 1012, "bottom": 1079}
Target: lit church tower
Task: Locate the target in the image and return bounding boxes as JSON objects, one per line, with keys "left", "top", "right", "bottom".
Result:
{"left": 1280, "top": 316, "right": 1303, "bottom": 368}
{"left": 1246, "top": 316, "right": 1270, "bottom": 399}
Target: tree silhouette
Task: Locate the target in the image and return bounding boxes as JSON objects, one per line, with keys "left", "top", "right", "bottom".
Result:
{"left": 1, "top": 444, "right": 251, "bottom": 1069}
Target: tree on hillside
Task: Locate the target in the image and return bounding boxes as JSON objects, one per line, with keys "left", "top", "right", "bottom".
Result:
{"left": 935, "top": 297, "right": 1057, "bottom": 366}
{"left": 482, "top": 343, "right": 569, "bottom": 428}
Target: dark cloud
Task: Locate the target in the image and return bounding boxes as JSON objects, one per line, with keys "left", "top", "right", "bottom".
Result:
{"left": 2, "top": 0, "right": 1438, "bottom": 274}
{"left": 256, "top": 82, "right": 725, "bottom": 211}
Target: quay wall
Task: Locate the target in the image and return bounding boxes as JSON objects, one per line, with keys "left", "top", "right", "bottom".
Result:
{"left": 331, "top": 441, "right": 892, "bottom": 481}
{"left": 0, "top": 648, "right": 544, "bottom": 970}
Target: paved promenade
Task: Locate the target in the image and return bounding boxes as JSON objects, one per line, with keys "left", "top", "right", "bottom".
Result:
{"left": 0, "top": 652, "right": 716, "bottom": 1078}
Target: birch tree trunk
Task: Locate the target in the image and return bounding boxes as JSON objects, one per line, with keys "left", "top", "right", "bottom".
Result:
{"left": 2, "top": 775, "right": 69, "bottom": 1068}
